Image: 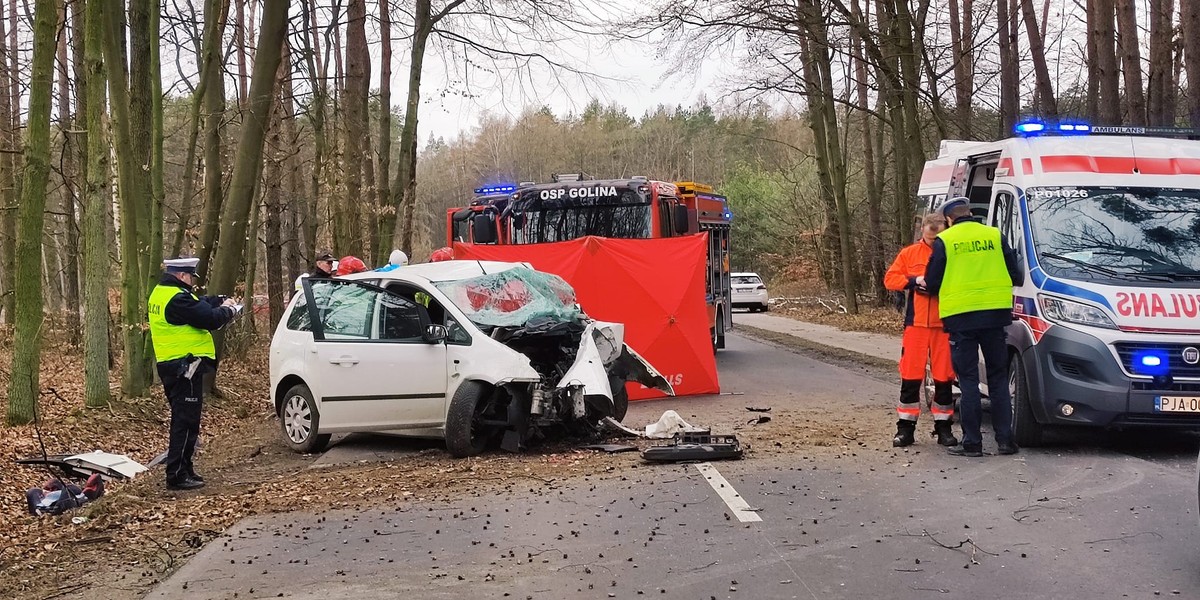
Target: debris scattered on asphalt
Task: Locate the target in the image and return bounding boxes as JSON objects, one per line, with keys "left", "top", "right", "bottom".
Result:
{"left": 645, "top": 410, "right": 707, "bottom": 439}
{"left": 747, "top": 415, "right": 771, "bottom": 425}
{"left": 745, "top": 406, "right": 772, "bottom": 413}
{"left": 580, "top": 444, "right": 638, "bottom": 453}
{"left": 641, "top": 432, "right": 743, "bottom": 462}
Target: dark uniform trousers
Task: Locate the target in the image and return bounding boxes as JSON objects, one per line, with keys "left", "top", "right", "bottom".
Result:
{"left": 158, "top": 358, "right": 204, "bottom": 482}
{"left": 948, "top": 327, "right": 1014, "bottom": 449}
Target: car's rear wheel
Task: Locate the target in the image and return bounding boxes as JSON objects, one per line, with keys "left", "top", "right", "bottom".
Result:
{"left": 280, "top": 384, "right": 331, "bottom": 454}
{"left": 759, "top": 303, "right": 769, "bottom": 313}
{"left": 445, "top": 381, "right": 494, "bottom": 458}
{"left": 1010, "top": 352, "right": 1045, "bottom": 447}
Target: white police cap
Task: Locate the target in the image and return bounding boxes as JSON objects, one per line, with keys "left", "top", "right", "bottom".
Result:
{"left": 163, "top": 257, "right": 200, "bottom": 273}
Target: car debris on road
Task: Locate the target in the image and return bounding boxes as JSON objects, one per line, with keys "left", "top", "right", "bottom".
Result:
{"left": 642, "top": 431, "right": 744, "bottom": 462}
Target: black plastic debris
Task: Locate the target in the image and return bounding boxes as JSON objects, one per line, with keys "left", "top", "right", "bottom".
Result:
{"left": 580, "top": 444, "right": 639, "bottom": 453}
{"left": 747, "top": 415, "right": 771, "bottom": 425}
{"left": 745, "top": 406, "right": 772, "bottom": 413}
{"left": 641, "top": 432, "right": 743, "bottom": 462}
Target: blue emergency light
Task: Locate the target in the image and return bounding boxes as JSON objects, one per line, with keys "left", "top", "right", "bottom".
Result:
{"left": 1014, "top": 121, "right": 1046, "bottom": 135}
{"left": 1057, "top": 122, "right": 1091, "bottom": 133}
{"left": 474, "top": 184, "right": 517, "bottom": 195}
{"left": 1132, "top": 349, "right": 1170, "bottom": 377}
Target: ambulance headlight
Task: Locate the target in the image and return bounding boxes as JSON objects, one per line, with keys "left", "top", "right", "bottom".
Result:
{"left": 1037, "top": 295, "right": 1117, "bottom": 329}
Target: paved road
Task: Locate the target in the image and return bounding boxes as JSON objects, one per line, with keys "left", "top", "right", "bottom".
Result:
{"left": 147, "top": 333, "right": 1200, "bottom": 600}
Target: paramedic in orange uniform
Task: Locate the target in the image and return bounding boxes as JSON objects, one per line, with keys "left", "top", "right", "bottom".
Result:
{"left": 884, "top": 213, "right": 958, "bottom": 447}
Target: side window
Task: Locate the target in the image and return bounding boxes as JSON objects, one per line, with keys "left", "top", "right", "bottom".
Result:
{"left": 992, "top": 191, "right": 1024, "bottom": 258}
{"left": 658, "top": 200, "right": 672, "bottom": 238}
{"left": 317, "top": 283, "right": 376, "bottom": 339}
{"left": 377, "top": 294, "right": 424, "bottom": 341}
{"left": 386, "top": 282, "right": 472, "bottom": 345}
{"left": 286, "top": 293, "right": 310, "bottom": 331}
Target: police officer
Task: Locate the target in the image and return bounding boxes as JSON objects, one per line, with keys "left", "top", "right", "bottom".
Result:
{"left": 148, "top": 258, "right": 241, "bottom": 490}
{"left": 294, "top": 251, "right": 336, "bottom": 293}
{"left": 921, "top": 198, "right": 1024, "bottom": 457}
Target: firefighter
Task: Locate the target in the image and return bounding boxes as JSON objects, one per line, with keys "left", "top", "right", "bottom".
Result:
{"left": 923, "top": 198, "right": 1024, "bottom": 457}
{"left": 884, "top": 212, "right": 957, "bottom": 447}
{"left": 148, "top": 258, "right": 241, "bottom": 490}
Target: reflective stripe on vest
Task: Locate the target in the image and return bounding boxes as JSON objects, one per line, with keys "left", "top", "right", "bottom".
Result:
{"left": 936, "top": 221, "right": 1014, "bottom": 319}
{"left": 147, "top": 284, "right": 217, "bottom": 362}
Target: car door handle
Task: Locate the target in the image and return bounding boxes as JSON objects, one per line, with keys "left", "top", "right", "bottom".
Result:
{"left": 329, "top": 356, "right": 359, "bottom": 366}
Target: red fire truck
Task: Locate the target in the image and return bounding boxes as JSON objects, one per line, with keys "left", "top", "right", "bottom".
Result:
{"left": 448, "top": 175, "right": 734, "bottom": 349}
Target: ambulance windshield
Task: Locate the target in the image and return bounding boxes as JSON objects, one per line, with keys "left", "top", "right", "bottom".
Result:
{"left": 1027, "top": 186, "right": 1200, "bottom": 281}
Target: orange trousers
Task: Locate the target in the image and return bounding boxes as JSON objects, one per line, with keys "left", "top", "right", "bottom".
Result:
{"left": 899, "top": 325, "right": 954, "bottom": 381}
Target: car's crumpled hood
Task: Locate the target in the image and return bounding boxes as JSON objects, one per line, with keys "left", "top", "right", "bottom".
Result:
{"left": 557, "top": 321, "right": 674, "bottom": 399}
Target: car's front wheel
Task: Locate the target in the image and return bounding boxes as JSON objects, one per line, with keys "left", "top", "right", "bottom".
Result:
{"left": 445, "top": 381, "right": 495, "bottom": 458}
{"left": 280, "top": 384, "right": 331, "bottom": 454}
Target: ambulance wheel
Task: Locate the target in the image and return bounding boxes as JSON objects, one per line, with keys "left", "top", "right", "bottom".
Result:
{"left": 280, "top": 384, "right": 331, "bottom": 454}
{"left": 1010, "top": 352, "right": 1044, "bottom": 447}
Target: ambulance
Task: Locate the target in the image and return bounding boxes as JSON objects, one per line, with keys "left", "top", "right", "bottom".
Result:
{"left": 920, "top": 121, "right": 1200, "bottom": 446}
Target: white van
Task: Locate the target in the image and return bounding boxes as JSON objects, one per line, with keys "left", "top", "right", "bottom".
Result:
{"left": 921, "top": 122, "right": 1200, "bottom": 445}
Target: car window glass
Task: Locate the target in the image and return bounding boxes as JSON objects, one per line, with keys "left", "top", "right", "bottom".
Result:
{"left": 378, "top": 294, "right": 424, "bottom": 341}
{"left": 318, "top": 283, "right": 376, "bottom": 339}
{"left": 286, "top": 293, "right": 310, "bottom": 331}
{"left": 387, "top": 282, "right": 471, "bottom": 344}
{"left": 732, "top": 276, "right": 761, "bottom": 285}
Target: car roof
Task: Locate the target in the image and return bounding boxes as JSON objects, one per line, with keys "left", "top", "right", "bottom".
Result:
{"left": 337, "top": 260, "right": 533, "bottom": 285}
{"left": 732, "top": 272, "right": 761, "bottom": 277}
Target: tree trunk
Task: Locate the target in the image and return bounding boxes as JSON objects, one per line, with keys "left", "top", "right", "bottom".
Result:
{"left": 1183, "top": 0, "right": 1200, "bottom": 128}
{"left": 195, "top": 0, "right": 229, "bottom": 282}
{"left": 998, "top": 0, "right": 1020, "bottom": 134}
{"left": 206, "top": 0, "right": 289, "bottom": 325}
{"left": 101, "top": 0, "right": 150, "bottom": 398}
{"left": 301, "top": 0, "right": 325, "bottom": 264}
{"left": 1020, "top": 0, "right": 1058, "bottom": 118}
{"left": 338, "top": 0, "right": 368, "bottom": 258}
{"left": 851, "top": 0, "right": 884, "bottom": 301}
{"left": 1085, "top": 0, "right": 1099, "bottom": 122}
{"left": 0, "top": 7, "right": 13, "bottom": 322}
{"left": 387, "top": 0, "right": 434, "bottom": 258}
{"left": 57, "top": 1, "right": 80, "bottom": 338}
{"left": 799, "top": 0, "right": 857, "bottom": 314}
{"left": 948, "top": 0, "right": 973, "bottom": 138}
{"left": 235, "top": 0, "right": 247, "bottom": 107}
{"left": 81, "top": 0, "right": 109, "bottom": 408}
{"left": 376, "top": 0, "right": 393, "bottom": 265}
{"left": 1147, "top": 0, "right": 1175, "bottom": 126}
{"left": 279, "top": 37, "right": 304, "bottom": 280}
{"left": 265, "top": 53, "right": 285, "bottom": 330}
{"left": 143, "top": 0, "right": 166, "bottom": 381}
{"left": 1095, "top": 0, "right": 1120, "bottom": 124}
{"left": 1115, "top": 0, "right": 1146, "bottom": 126}
{"left": 6, "top": 0, "right": 57, "bottom": 424}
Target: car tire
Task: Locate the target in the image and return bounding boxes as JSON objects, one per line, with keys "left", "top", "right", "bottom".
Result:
{"left": 760, "top": 303, "right": 769, "bottom": 313}
{"left": 445, "top": 381, "right": 493, "bottom": 458}
{"left": 714, "top": 310, "right": 726, "bottom": 351}
{"left": 1010, "top": 352, "right": 1045, "bottom": 447}
{"left": 280, "top": 384, "right": 331, "bottom": 454}
{"left": 611, "top": 380, "right": 629, "bottom": 422}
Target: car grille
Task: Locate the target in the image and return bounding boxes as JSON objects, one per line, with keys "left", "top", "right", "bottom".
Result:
{"left": 1113, "top": 342, "right": 1200, "bottom": 379}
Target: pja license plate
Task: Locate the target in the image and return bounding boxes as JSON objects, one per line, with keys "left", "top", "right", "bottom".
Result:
{"left": 1155, "top": 396, "right": 1200, "bottom": 413}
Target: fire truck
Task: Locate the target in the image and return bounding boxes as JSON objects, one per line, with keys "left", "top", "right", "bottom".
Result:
{"left": 447, "top": 174, "right": 734, "bottom": 350}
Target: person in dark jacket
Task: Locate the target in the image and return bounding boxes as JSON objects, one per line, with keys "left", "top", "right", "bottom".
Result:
{"left": 921, "top": 198, "right": 1025, "bottom": 457}
{"left": 147, "top": 258, "right": 240, "bottom": 490}
{"left": 294, "top": 252, "right": 336, "bottom": 293}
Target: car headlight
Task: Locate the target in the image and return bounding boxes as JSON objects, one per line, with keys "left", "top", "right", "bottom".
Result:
{"left": 1037, "top": 294, "right": 1117, "bottom": 329}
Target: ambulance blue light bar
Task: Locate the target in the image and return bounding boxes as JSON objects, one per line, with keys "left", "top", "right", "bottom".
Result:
{"left": 474, "top": 184, "right": 516, "bottom": 195}
{"left": 1015, "top": 119, "right": 1200, "bottom": 139}
{"left": 1014, "top": 121, "right": 1046, "bottom": 135}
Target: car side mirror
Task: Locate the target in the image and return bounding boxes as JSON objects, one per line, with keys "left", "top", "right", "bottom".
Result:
{"left": 472, "top": 214, "right": 497, "bottom": 244}
{"left": 673, "top": 205, "right": 690, "bottom": 235}
{"left": 423, "top": 324, "right": 448, "bottom": 344}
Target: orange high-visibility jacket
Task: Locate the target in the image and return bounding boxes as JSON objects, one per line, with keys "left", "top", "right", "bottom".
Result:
{"left": 884, "top": 240, "right": 943, "bottom": 329}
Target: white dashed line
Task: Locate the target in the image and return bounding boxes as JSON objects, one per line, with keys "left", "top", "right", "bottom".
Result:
{"left": 694, "top": 462, "right": 762, "bottom": 522}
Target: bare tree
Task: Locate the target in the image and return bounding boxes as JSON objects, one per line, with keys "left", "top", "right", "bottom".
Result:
{"left": 1115, "top": 0, "right": 1145, "bottom": 125}
{"left": 1146, "top": 0, "right": 1175, "bottom": 126}
{"left": 1020, "top": 0, "right": 1058, "bottom": 118}
{"left": 1094, "top": 0, "right": 1119, "bottom": 124}
{"left": 80, "top": 0, "right": 109, "bottom": 408}
{"left": 1183, "top": 0, "right": 1200, "bottom": 127}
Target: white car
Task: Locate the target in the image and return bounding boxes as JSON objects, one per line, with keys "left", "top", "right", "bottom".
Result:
{"left": 731, "top": 272, "right": 769, "bottom": 312}
{"left": 269, "top": 261, "right": 672, "bottom": 457}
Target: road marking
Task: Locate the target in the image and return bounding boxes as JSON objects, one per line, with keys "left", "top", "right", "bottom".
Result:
{"left": 694, "top": 462, "right": 762, "bottom": 522}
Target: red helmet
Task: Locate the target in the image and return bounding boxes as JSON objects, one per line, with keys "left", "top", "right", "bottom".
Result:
{"left": 335, "top": 256, "right": 368, "bottom": 276}
{"left": 429, "top": 247, "right": 453, "bottom": 262}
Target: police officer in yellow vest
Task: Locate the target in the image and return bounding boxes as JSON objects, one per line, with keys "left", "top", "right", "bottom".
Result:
{"left": 148, "top": 258, "right": 241, "bottom": 490}
{"left": 921, "top": 198, "right": 1024, "bottom": 457}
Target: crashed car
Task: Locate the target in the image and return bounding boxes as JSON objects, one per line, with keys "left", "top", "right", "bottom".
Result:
{"left": 269, "top": 261, "right": 673, "bottom": 457}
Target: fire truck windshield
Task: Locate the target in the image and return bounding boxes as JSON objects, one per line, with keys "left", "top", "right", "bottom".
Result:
{"left": 1027, "top": 186, "right": 1200, "bottom": 280}
{"left": 510, "top": 188, "right": 652, "bottom": 244}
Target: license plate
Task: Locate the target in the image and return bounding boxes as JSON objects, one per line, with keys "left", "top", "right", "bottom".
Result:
{"left": 1154, "top": 396, "right": 1200, "bottom": 413}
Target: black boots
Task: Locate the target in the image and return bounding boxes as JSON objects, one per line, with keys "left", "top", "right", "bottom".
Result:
{"left": 933, "top": 420, "right": 958, "bottom": 446}
{"left": 893, "top": 420, "right": 916, "bottom": 447}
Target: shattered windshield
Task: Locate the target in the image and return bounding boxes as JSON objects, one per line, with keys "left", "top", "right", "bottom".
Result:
{"left": 433, "top": 267, "right": 582, "bottom": 328}
{"left": 1027, "top": 186, "right": 1200, "bottom": 282}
